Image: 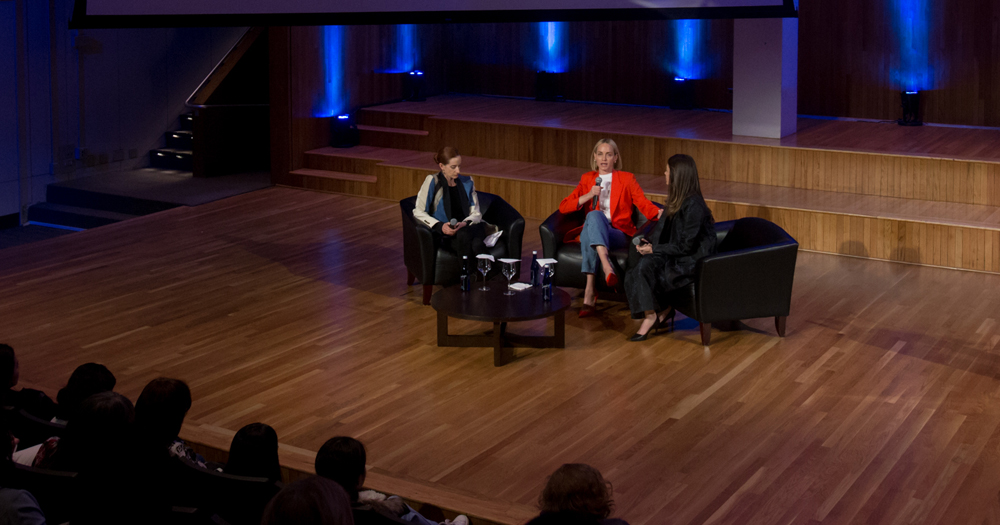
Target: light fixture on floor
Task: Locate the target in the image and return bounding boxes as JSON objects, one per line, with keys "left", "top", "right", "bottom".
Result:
{"left": 535, "top": 71, "right": 565, "bottom": 102}
{"left": 404, "top": 70, "right": 426, "bottom": 101}
{"left": 330, "top": 114, "right": 360, "bottom": 148}
{"left": 898, "top": 91, "right": 922, "bottom": 126}
{"left": 670, "top": 77, "right": 695, "bottom": 110}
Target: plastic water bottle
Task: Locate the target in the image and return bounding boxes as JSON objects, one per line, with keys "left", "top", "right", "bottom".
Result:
{"left": 542, "top": 265, "right": 552, "bottom": 302}
{"left": 460, "top": 256, "right": 470, "bottom": 292}
{"left": 530, "top": 251, "right": 540, "bottom": 287}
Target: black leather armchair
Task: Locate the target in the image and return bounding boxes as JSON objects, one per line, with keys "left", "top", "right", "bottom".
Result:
{"left": 653, "top": 217, "right": 798, "bottom": 345}
{"left": 539, "top": 204, "right": 661, "bottom": 294}
{"left": 401, "top": 192, "right": 525, "bottom": 304}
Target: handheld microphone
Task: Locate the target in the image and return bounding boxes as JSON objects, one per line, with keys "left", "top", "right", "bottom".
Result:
{"left": 592, "top": 176, "right": 603, "bottom": 210}
{"left": 632, "top": 236, "right": 650, "bottom": 246}
{"left": 449, "top": 218, "right": 458, "bottom": 228}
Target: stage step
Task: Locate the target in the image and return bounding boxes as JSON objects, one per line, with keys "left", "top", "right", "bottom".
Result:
{"left": 288, "top": 168, "right": 377, "bottom": 183}
{"left": 287, "top": 145, "right": 1000, "bottom": 273}
{"left": 357, "top": 124, "right": 429, "bottom": 136}
{"left": 27, "top": 202, "right": 139, "bottom": 230}
{"left": 180, "top": 112, "right": 194, "bottom": 132}
{"left": 166, "top": 130, "right": 193, "bottom": 150}
{"left": 46, "top": 183, "right": 178, "bottom": 216}
{"left": 150, "top": 148, "right": 194, "bottom": 171}
{"left": 355, "top": 95, "right": 1000, "bottom": 210}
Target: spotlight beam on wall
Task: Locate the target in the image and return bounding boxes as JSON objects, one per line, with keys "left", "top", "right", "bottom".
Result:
{"left": 538, "top": 21, "right": 567, "bottom": 73}
{"left": 315, "top": 25, "right": 346, "bottom": 118}
{"left": 667, "top": 19, "right": 707, "bottom": 80}
{"left": 890, "top": 0, "right": 932, "bottom": 92}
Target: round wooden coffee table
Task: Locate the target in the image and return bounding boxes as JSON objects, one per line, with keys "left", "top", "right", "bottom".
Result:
{"left": 430, "top": 284, "right": 572, "bottom": 366}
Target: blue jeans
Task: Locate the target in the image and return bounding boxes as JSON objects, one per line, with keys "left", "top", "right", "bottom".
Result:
{"left": 579, "top": 211, "right": 627, "bottom": 274}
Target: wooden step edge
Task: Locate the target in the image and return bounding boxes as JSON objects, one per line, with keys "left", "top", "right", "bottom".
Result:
{"left": 357, "top": 124, "right": 430, "bottom": 136}
{"left": 289, "top": 168, "right": 377, "bottom": 184}
{"left": 181, "top": 424, "right": 533, "bottom": 525}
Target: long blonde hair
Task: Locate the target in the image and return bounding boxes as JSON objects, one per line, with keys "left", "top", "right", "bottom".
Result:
{"left": 589, "top": 139, "right": 622, "bottom": 172}
{"left": 664, "top": 154, "right": 703, "bottom": 217}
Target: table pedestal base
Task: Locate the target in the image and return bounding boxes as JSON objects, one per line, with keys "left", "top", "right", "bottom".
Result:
{"left": 436, "top": 311, "right": 566, "bottom": 366}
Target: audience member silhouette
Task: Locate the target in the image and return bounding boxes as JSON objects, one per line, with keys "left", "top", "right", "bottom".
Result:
{"left": 537, "top": 464, "right": 629, "bottom": 525}
{"left": 224, "top": 422, "right": 281, "bottom": 481}
{"left": 52, "top": 363, "right": 116, "bottom": 424}
{"left": 261, "top": 476, "right": 354, "bottom": 525}
{"left": 135, "top": 377, "right": 203, "bottom": 465}
{"left": 0, "top": 418, "right": 47, "bottom": 525}
{"left": 0, "top": 344, "right": 55, "bottom": 420}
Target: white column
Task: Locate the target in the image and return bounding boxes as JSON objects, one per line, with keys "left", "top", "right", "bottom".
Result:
{"left": 732, "top": 17, "right": 798, "bottom": 139}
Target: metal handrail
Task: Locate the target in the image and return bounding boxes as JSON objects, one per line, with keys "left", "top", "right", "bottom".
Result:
{"left": 185, "top": 27, "right": 268, "bottom": 109}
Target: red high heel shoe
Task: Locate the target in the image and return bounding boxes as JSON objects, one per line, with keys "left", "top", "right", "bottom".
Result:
{"left": 605, "top": 272, "right": 618, "bottom": 288}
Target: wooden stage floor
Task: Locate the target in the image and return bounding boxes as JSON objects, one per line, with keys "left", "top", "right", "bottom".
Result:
{"left": 4, "top": 188, "right": 1000, "bottom": 525}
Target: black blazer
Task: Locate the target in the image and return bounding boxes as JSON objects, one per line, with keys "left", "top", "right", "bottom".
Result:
{"left": 647, "top": 195, "right": 717, "bottom": 292}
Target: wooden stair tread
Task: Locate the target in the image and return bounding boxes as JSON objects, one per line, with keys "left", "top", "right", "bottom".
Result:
{"left": 289, "top": 168, "right": 377, "bottom": 183}
{"left": 357, "top": 124, "right": 430, "bottom": 136}
{"left": 305, "top": 145, "right": 1000, "bottom": 231}
{"left": 361, "top": 94, "right": 1000, "bottom": 164}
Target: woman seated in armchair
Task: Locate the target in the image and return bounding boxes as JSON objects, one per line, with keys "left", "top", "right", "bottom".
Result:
{"left": 558, "top": 139, "right": 661, "bottom": 317}
{"left": 412, "top": 146, "right": 491, "bottom": 258}
{"left": 625, "top": 154, "right": 717, "bottom": 341}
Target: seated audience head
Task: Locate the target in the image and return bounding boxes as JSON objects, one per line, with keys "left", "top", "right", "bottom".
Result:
{"left": 225, "top": 422, "right": 281, "bottom": 481}
{"left": 314, "top": 436, "right": 366, "bottom": 502}
{"left": 135, "top": 377, "right": 191, "bottom": 448}
{"left": 539, "top": 463, "right": 615, "bottom": 520}
{"left": 58, "top": 391, "right": 135, "bottom": 473}
{"left": 664, "top": 153, "right": 703, "bottom": 216}
{"left": 527, "top": 510, "right": 602, "bottom": 525}
{"left": 590, "top": 139, "right": 622, "bottom": 173}
{"left": 0, "top": 343, "right": 17, "bottom": 391}
{"left": 55, "top": 362, "right": 116, "bottom": 421}
{"left": 261, "top": 476, "right": 354, "bottom": 525}
{"left": 435, "top": 146, "right": 461, "bottom": 180}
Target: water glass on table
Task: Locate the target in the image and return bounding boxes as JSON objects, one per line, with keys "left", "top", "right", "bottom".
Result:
{"left": 476, "top": 255, "right": 493, "bottom": 291}
{"left": 499, "top": 259, "right": 520, "bottom": 295}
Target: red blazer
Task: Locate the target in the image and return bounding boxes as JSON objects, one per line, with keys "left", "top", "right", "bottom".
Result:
{"left": 558, "top": 170, "right": 661, "bottom": 243}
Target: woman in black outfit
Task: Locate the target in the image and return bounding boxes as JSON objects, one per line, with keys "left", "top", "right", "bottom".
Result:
{"left": 625, "top": 154, "right": 717, "bottom": 341}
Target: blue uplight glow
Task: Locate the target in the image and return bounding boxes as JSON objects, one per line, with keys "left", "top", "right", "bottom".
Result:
{"left": 890, "top": 0, "right": 933, "bottom": 91}
{"left": 537, "top": 22, "right": 567, "bottom": 73}
{"left": 337, "top": 114, "right": 350, "bottom": 120}
{"left": 667, "top": 19, "right": 708, "bottom": 80}
{"left": 393, "top": 24, "right": 418, "bottom": 73}
{"left": 314, "top": 26, "right": 346, "bottom": 118}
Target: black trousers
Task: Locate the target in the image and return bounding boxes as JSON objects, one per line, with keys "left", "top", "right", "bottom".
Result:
{"left": 625, "top": 254, "right": 668, "bottom": 318}
{"left": 439, "top": 222, "right": 488, "bottom": 258}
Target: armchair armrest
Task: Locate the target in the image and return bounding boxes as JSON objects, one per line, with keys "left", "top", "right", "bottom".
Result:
{"left": 400, "top": 201, "right": 439, "bottom": 284}
{"left": 483, "top": 197, "right": 525, "bottom": 260}
{"left": 539, "top": 209, "right": 584, "bottom": 259}
{"left": 694, "top": 241, "right": 798, "bottom": 322}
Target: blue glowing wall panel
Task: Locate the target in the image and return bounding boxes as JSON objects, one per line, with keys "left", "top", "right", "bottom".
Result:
{"left": 393, "top": 24, "right": 418, "bottom": 73}
{"left": 314, "top": 25, "right": 346, "bottom": 118}
{"left": 537, "top": 22, "right": 567, "bottom": 73}
{"left": 667, "top": 19, "right": 710, "bottom": 80}
{"left": 889, "top": 0, "right": 933, "bottom": 91}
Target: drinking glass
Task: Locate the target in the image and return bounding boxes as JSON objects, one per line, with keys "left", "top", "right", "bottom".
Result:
{"left": 477, "top": 257, "right": 492, "bottom": 291}
{"left": 502, "top": 261, "right": 517, "bottom": 295}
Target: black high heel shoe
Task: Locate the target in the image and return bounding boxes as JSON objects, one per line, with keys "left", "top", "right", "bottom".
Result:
{"left": 653, "top": 308, "right": 676, "bottom": 333}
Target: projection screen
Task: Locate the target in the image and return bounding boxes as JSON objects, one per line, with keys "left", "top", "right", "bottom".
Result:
{"left": 73, "top": 0, "right": 797, "bottom": 27}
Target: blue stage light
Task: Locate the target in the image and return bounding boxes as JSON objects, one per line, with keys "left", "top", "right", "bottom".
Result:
{"left": 674, "top": 77, "right": 687, "bottom": 82}
{"left": 394, "top": 24, "right": 418, "bottom": 73}
{"left": 890, "top": 0, "right": 933, "bottom": 92}
{"left": 337, "top": 114, "right": 350, "bottom": 120}
{"left": 314, "top": 26, "right": 346, "bottom": 118}
{"left": 538, "top": 22, "right": 567, "bottom": 74}
{"left": 668, "top": 19, "right": 707, "bottom": 81}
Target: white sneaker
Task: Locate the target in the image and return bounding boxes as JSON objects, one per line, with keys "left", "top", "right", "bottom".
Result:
{"left": 447, "top": 515, "right": 470, "bottom": 525}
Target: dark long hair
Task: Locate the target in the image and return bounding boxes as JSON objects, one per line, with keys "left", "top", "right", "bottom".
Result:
{"left": 56, "top": 363, "right": 116, "bottom": 421}
{"left": 664, "top": 154, "right": 703, "bottom": 217}
{"left": 226, "top": 422, "right": 281, "bottom": 481}
{"left": 135, "top": 377, "right": 191, "bottom": 449}
{"left": 315, "top": 436, "right": 366, "bottom": 503}
{"left": 538, "top": 464, "right": 615, "bottom": 519}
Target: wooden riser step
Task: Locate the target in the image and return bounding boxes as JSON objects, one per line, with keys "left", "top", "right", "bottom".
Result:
{"left": 288, "top": 168, "right": 377, "bottom": 183}
{"left": 284, "top": 146, "right": 1000, "bottom": 273}
{"left": 356, "top": 95, "right": 1000, "bottom": 209}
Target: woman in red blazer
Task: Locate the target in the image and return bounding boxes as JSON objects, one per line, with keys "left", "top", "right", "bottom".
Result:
{"left": 558, "top": 139, "right": 661, "bottom": 316}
